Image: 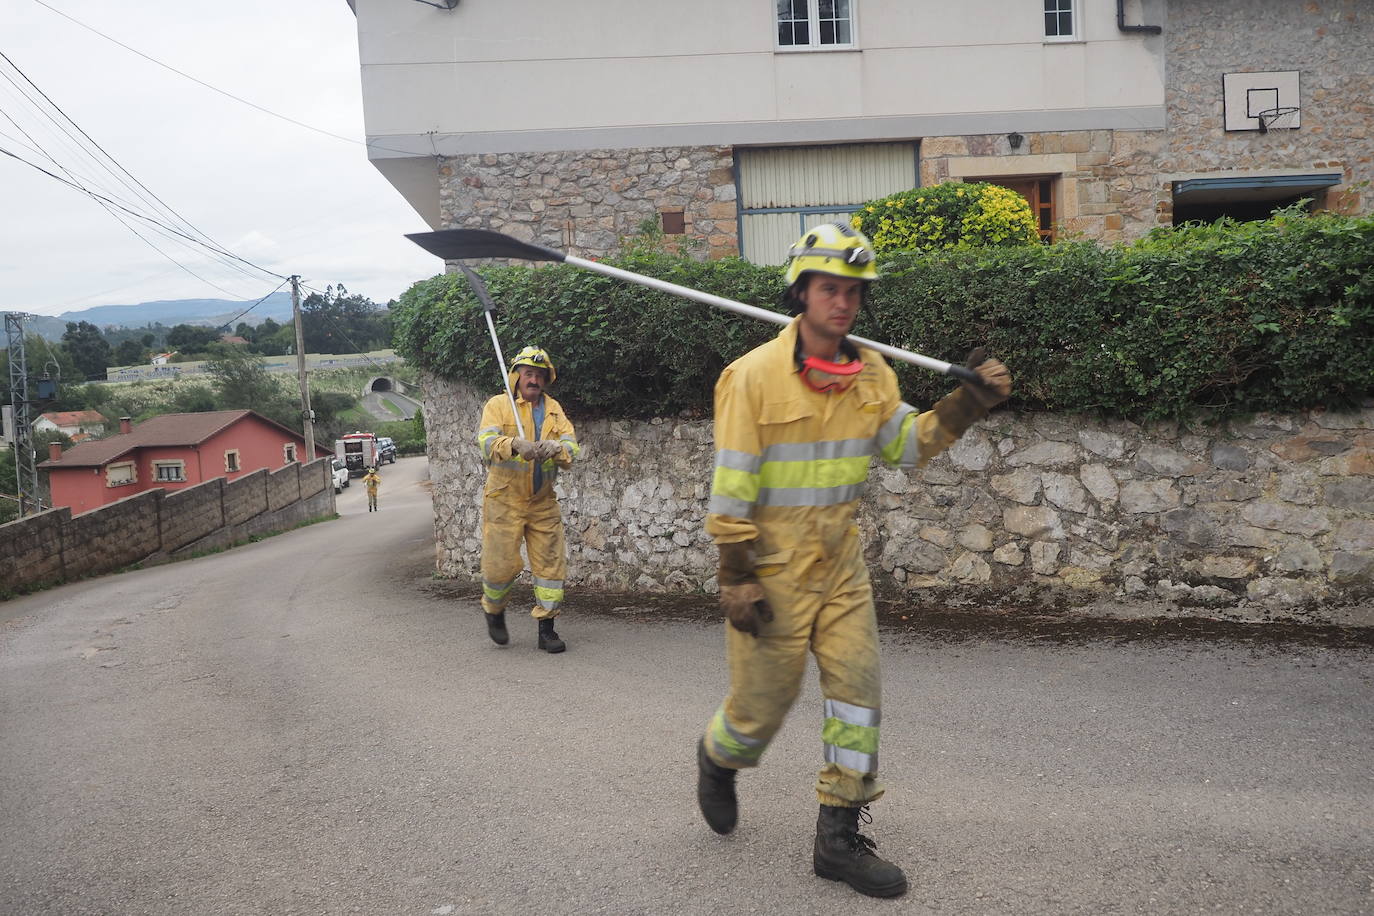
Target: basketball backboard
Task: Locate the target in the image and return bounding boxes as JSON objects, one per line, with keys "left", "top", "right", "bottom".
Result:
{"left": 1223, "top": 71, "right": 1301, "bottom": 131}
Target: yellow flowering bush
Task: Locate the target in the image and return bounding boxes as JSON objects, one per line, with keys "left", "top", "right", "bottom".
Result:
{"left": 850, "top": 181, "right": 1039, "bottom": 254}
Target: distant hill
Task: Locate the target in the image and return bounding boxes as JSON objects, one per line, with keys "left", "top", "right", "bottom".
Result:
{"left": 26, "top": 293, "right": 295, "bottom": 340}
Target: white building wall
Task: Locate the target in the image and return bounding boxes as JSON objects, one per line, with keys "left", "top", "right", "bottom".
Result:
{"left": 353, "top": 0, "right": 1165, "bottom": 156}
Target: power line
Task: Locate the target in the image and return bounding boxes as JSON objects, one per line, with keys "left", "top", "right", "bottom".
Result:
{"left": 0, "top": 144, "right": 289, "bottom": 286}
{"left": 29, "top": 0, "right": 420, "bottom": 158}
{"left": 218, "top": 278, "right": 291, "bottom": 331}
{"left": 0, "top": 48, "right": 227, "bottom": 257}
{"left": 0, "top": 52, "right": 284, "bottom": 290}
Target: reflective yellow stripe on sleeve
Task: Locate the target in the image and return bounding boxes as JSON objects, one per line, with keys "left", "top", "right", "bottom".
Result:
{"left": 477, "top": 425, "right": 501, "bottom": 461}
{"left": 708, "top": 449, "right": 761, "bottom": 517}
{"left": 875, "top": 404, "right": 919, "bottom": 466}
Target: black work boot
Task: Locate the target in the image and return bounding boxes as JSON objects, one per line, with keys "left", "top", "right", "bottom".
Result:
{"left": 537, "top": 617, "right": 566, "bottom": 653}
{"left": 696, "top": 738, "right": 738, "bottom": 835}
{"left": 813, "top": 804, "right": 908, "bottom": 898}
{"left": 485, "top": 611, "right": 509, "bottom": 646}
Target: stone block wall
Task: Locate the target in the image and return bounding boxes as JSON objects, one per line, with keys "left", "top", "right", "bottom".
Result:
{"left": 161, "top": 478, "right": 224, "bottom": 553}
{"left": 439, "top": 146, "right": 738, "bottom": 259}
{"left": 0, "top": 459, "right": 336, "bottom": 596}
{"left": 424, "top": 371, "right": 1374, "bottom": 621}
{"left": 223, "top": 469, "right": 269, "bottom": 527}
{"left": 56, "top": 490, "right": 162, "bottom": 581}
{"left": 267, "top": 464, "right": 301, "bottom": 511}
{"left": 0, "top": 506, "right": 68, "bottom": 589}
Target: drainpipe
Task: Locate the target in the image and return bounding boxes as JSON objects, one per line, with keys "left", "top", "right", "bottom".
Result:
{"left": 1117, "top": 0, "right": 1161, "bottom": 34}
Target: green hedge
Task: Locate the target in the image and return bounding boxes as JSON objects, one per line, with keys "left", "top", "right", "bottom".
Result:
{"left": 393, "top": 209, "right": 1374, "bottom": 420}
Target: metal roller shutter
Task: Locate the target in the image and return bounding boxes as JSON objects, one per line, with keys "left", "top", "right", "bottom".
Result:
{"left": 737, "top": 142, "right": 918, "bottom": 264}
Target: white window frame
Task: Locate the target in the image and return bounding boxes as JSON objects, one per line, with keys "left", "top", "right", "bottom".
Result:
{"left": 1043, "top": 0, "right": 1080, "bottom": 42}
{"left": 152, "top": 460, "right": 187, "bottom": 483}
{"left": 283, "top": 443, "right": 298, "bottom": 464}
{"left": 775, "top": 0, "right": 858, "bottom": 52}
{"left": 106, "top": 461, "right": 137, "bottom": 488}
{"left": 224, "top": 449, "right": 241, "bottom": 473}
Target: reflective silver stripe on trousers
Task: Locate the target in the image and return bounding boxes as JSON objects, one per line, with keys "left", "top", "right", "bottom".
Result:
{"left": 533, "top": 576, "right": 562, "bottom": 590}
{"left": 824, "top": 744, "right": 878, "bottom": 775}
{"left": 824, "top": 698, "right": 881, "bottom": 727}
{"left": 756, "top": 482, "right": 866, "bottom": 507}
{"left": 718, "top": 708, "right": 766, "bottom": 751}
{"left": 715, "top": 448, "right": 761, "bottom": 473}
{"left": 762, "top": 438, "right": 873, "bottom": 463}
{"left": 707, "top": 494, "right": 755, "bottom": 517}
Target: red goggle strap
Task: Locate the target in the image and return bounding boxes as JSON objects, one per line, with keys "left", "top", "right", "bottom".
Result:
{"left": 800, "top": 355, "right": 864, "bottom": 377}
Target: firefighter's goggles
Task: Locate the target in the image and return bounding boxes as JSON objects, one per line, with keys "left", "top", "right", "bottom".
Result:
{"left": 799, "top": 354, "right": 864, "bottom": 393}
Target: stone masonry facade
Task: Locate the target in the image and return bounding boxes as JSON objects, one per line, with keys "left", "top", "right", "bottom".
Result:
{"left": 436, "top": 2, "right": 1370, "bottom": 253}
{"left": 439, "top": 146, "right": 738, "bottom": 259}
{"left": 425, "top": 372, "right": 1374, "bottom": 625}
{"left": 908, "top": 1, "right": 1372, "bottom": 242}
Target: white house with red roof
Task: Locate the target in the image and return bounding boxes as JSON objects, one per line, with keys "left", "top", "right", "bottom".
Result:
{"left": 33, "top": 410, "right": 107, "bottom": 440}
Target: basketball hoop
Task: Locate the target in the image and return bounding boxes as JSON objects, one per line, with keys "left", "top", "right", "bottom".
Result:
{"left": 1257, "top": 106, "right": 1300, "bottom": 133}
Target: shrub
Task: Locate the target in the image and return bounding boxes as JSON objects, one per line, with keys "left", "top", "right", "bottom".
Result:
{"left": 849, "top": 181, "right": 1039, "bottom": 253}
{"left": 393, "top": 208, "right": 1374, "bottom": 421}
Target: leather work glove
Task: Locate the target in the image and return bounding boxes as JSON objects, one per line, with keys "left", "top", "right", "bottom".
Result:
{"left": 933, "top": 347, "right": 1013, "bottom": 436}
{"left": 510, "top": 437, "right": 540, "bottom": 461}
{"left": 962, "top": 347, "right": 1012, "bottom": 409}
{"left": 531, "top": 439, "right": 563, "bottom": 461}
{"left": 718, "top": 541, "right": 774, "bottom": 637}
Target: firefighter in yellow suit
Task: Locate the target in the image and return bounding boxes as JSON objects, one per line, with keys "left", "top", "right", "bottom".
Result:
{"left": 476, "top": 346, "right": 580, "bottom": 653}
{"left": 362, "top": 466, "right": 381, "bottom": 511}
{"left": 695, "top": 223, "right": 1012, "bottom": 898}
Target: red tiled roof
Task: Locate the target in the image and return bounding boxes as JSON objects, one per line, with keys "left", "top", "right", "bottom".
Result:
{"left": 38, "top": 410, "right": 106, "bottom": 428}
{"left": 38, "top": 409, "right": 325, "bottom": 468}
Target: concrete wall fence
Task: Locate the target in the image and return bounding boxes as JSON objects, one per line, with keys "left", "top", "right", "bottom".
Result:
{"left": 425, "top": 372, "right": 1374, "bottom": 626}
{"left": 0, "top": 458, "right": 335, "bottom": 596}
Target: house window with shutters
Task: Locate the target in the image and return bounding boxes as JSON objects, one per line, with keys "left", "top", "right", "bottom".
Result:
{"left": 736, "top": 142, "right": 917, "bottom": 265}
{"left": 283, "top": 443, "right": 298, "bottom": 464}
{"left": 106, "top": 461, "right": 136, "bottom": 488}
{"left": 225, "top": 450, "right": 241, "bottom": 473}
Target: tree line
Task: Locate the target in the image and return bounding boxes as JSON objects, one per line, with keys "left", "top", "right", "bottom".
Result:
{"left": 6, "top": 286, "right": 394, "bottom": 384}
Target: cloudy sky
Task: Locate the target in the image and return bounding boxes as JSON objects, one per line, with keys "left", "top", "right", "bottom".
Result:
{"left": 1, "top": 0, "right": 440, "bottom": 318}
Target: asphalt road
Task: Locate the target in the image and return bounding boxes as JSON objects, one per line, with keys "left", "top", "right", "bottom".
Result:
{"left": 2, "top": 456, "right": 1371, "bottom": 915}
{"left": 362, "top": 388, "right": 422, "bottom": 421}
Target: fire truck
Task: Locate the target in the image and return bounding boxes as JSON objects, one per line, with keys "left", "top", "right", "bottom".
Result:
{"left": 335, "top": 431, "right": 380, "bottom": 477}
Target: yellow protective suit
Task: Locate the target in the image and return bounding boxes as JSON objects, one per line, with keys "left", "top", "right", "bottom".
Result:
{"left": 476, "top": 391, "right": 579, "bottom": 619}
{"left": 702, "top": 317, "right": 966, "bottom": 807}
{"left": 362, "top": 470, "right": 381, "bottom": 510}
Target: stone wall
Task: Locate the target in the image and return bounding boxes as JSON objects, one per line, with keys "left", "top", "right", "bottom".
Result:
{"left": 0, "top": 459, "right": 335, "bottom": 596}
{"left": 917, "top": 1, "right": 1372, "bottom": 242}
{"left": 424, "top": 372, "right": 1373, "bottom": 623}
{"left": 0, "top": 505, "right": 66, "bottom": 589}
{"left": 224, "top": 469, "right": 269, "bottom": 527}
{"left": 161, "top": 478, "right": 224, "bottom": 553}
{"left": 438, "top": 146, "right": 738, "bottom": 259}
{"left": 267, "top": 463, "right": 301, "bottom": 511}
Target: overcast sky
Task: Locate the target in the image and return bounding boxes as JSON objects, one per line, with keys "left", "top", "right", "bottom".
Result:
{"left": 1, "top": 0, "right": 440, "bottom": 318}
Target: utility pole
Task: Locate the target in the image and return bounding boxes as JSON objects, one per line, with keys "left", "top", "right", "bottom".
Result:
{"left": 290, "top": 276, "right": 316, "bottom": 460}
{"left": 4, "top": 312, "right": 41, "bottom": 516}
